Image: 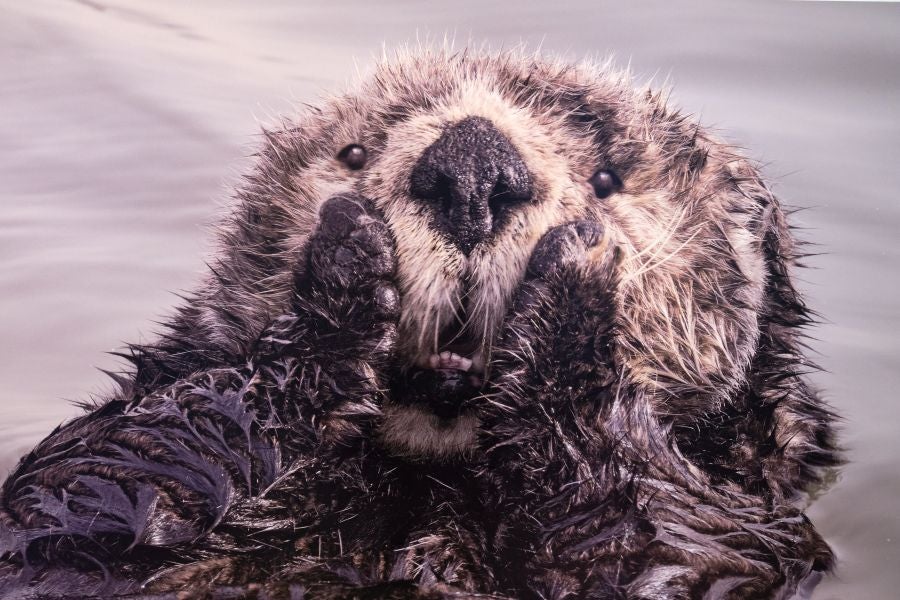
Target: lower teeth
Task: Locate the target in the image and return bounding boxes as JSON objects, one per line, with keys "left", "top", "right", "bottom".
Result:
{"left": 428, "top": 352, "right": 473, "bottom": 372}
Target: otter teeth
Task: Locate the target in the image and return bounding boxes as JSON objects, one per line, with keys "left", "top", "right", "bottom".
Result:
{"left": 427, "top": 352, "right": 473, "bottom": 372}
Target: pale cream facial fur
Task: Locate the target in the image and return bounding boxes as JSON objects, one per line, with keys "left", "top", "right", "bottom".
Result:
{"left": 364, "top": 81, "right": 586, "bottom": 368}
{"left": 362, "top": 82, "right": 591, "bottom": 457}
{"left": 379, "top": 404, "right": 480, "bottom": 460}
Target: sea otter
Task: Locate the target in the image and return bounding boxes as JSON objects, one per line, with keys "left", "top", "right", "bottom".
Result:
{"left": 0, "top": 49, "right": 838, "bottom": 599}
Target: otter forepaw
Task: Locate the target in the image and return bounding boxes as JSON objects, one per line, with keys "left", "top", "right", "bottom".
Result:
{"left": 527, "top": 220, "right": 604, "bottom": 278}
{"left": 308, "top": 193, "right": 396, "bottom": 291}
{"left": 263, "top": 193, "right": 400, "bottom": 388}
{"left": 487, "top": 218, "right": 618, "bottom": 409}
{"left": 504, "top": 220, "right": 615, "bottom": 318}
{"left": 300, "top": 193, "right": 399, "bottom": 355}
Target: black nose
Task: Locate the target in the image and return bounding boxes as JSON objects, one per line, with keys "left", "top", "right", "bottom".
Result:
{"left": 409, "top": 116, "right": 533, "bottom": 254}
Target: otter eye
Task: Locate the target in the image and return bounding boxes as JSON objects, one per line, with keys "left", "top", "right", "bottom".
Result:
{"left": 337, "top": 144, "right": 367, "bottom": 170}
{"left": 589, "top": 168, "right": 622, "bottom": 199}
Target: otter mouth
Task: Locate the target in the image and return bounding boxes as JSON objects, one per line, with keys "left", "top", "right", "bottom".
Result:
{"left": 392, "top": 313, "right": 488, "bottom": 420}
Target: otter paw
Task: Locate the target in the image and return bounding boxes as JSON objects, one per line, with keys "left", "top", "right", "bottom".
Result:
{"left": 527, "top": 220, "right": 603, "bottom": 278}
{"left": 300, "top": 194, "right": 399, "bottom": 359}
{"left": 308, "top": 193, "right": 396, "bottom": 292}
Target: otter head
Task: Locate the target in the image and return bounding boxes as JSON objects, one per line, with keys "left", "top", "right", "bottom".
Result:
{"left": 224, "top": 49, "right": 794, "bottom": 462}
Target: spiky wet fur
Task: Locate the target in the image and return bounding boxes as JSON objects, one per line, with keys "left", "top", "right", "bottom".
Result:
{"left": 0, "top": 47, "right": 838, "bottom": 599}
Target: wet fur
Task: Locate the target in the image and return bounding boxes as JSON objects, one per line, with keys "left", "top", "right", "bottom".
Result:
{"left": 0, "top": 48, "right": 838, "bottom": 599}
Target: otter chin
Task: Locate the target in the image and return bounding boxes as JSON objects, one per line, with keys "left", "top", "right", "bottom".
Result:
{"left": 383, "top": 342, "right": 488, "bottom": 457}
{"left": 0, "top": 47, "right": 839, "bottom": 599}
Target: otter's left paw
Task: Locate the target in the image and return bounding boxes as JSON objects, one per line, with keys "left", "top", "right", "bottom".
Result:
{"left": 527, "top": 220, "right": 604, "bottom": 278}
{"left": 487, "top": 219, "right": 618, "bottom": 402}
{"left": 509, "top": 220, "right": 614, "bottom": 315}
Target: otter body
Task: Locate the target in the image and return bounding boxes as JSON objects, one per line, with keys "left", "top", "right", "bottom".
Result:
{"left": 0, "top": 50, "right": 838, "bottom": 599}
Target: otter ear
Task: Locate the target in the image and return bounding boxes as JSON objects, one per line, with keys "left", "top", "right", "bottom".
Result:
{"left": 744, "top": 192, "right": 840, "bottom": 500}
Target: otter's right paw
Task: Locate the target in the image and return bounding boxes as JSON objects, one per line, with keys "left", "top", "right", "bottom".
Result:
{"left": 305, "top": 194, "right": 399, "bottom": 326}
{"left": 295, "top": 194, "right": 399, "bottom": 356}
{"left": 308, "top": 194, "right": 395, "bottom": 293}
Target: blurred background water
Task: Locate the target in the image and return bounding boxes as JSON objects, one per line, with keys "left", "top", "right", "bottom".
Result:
{"left": 0, "top": 1, "right": 897, "bottom": 597}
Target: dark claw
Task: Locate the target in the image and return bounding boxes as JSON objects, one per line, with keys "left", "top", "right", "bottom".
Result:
{"left": 372, "top": 283, "right": 400, "bottom": 319}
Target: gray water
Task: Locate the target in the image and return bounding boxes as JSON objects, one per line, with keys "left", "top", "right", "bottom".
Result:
{"left": 1, "top": 1, "right": 897, "bottom": 597}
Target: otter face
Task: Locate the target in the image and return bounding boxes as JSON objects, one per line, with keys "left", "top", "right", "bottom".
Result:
{"left": 257, "top": 50, "right": 776, "bottom": 459}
